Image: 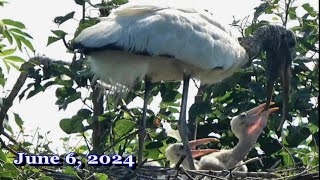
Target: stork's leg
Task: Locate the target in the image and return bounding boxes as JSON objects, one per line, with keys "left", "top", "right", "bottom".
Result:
{"left": 177, "top": 75, "right": 196, "bottom": 170}
{"left": 138, "top": 79, "right": 151, "bottom": 166}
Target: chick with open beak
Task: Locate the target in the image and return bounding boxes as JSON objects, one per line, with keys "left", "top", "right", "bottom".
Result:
{"left": 165, "top": 138, "right": 219, "bottom": 170}
{"left": 231, "top": 103, "right": 279, "bottom": 142}
{"left": 198, "top": 103, "right": 279, "bottom": 171}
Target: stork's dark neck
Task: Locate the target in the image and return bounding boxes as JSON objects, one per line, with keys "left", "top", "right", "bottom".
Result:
{"left": 229, "top": 138, "right": 256, "bottom": 162}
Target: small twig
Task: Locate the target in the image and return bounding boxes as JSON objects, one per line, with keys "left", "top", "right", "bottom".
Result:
{"left": 103, "top": 130, "right": 139, "bottom": 153}
{"left": 277, "top": 139, "right": 296, "bottom": 168}
{"left": 2, "top": 130, "right": 29, "bottom": 153}
{"left": 273, "top": 166, "right": 305, "bottom": 173}
{"left": 81, "top": 132, "right": 92, "bottom": 152}
{"left": 283, "top": 0, "right": 292, "bottom": 26}
{"left": 23, "top": 47, "right": 31, "bottom": 58}
{"left": 120, "top": 105, "right": 137, "bottom": 121}
{"left": 0, "top": 137, "right": 18, "bottom": 155}
{"left": 175, "top": 155, "right": 186, "bottom": 170}
{"left": 181, "top": 167, "right": 195, "bottom": 180}
{"left": 268, "top": 159, "right": 282, "bottom": 172}
{"left": 275, "top": 165, "right": 319, "bottom": 180}
{"left": 80, "top": 97, "right": 93, "bottom": 110}
{"left": 82, "top": 2, "right": 86, "bottom": 23}
{"left": 62, "top": 36, "right": 70, "bottom": 50}
{"left": 231, "top": 157, "right": 261, "bottom": 172}
{"left": 186, "top": 170, "right": 227, "bottom": 180}
{"left": 30, "top": 127, "right": 39, "bottom": 147}
{"left": 173, "top": 166, "right": 182, "bottom": 180}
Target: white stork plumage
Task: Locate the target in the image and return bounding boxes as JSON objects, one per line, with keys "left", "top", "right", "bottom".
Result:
{"left": 73, "top": 0, "right": 296, "bottom": 168}
{"left": 198, "top": 103, "right": 279, "bottom": 171}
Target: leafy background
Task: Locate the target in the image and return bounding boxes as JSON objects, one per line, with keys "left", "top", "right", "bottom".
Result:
{"left": 0, "top": 0, "right": 318, "bottom": 179}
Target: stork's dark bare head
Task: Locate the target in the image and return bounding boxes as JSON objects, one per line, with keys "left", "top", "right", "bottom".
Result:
{"left": 240, "top": 25, "right": 296, "bottom": 127}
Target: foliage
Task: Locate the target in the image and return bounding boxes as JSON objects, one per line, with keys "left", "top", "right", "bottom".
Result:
{"left": 0, "top": 0, "right": 318, "bottom": 179}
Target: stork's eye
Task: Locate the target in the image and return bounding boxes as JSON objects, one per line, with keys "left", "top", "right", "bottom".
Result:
{"left": 179, "top": 145, "right": 183, "bottom": 150}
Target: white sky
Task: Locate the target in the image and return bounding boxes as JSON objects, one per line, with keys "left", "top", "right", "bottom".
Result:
{"left": 1, "top": 0, "right": 318, "bottom": 153}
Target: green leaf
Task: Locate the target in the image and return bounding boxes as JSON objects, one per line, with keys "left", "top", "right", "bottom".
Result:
{"left": 302, "top": 3, "right": 317, "bottom": 17}
{"left": 47, "top": 36, "right": 61, "bottom": 46}
{"left": 61, "top": 92, "right": 81, "bottom": 110}
{"left": 0, "top": 150, "right": 7, "bottom": 162}
{"left": 2, "top": 30, "right": 13, "bottom": 44}
{"left": 286, "top": 126, "right": 311, "bottom": 147}
{"left": 0, "top": 20, "right": 4, "bottom": 33}
{"left": 288, "top": 7, "right": 297, "bottom": 19}
{"left": 77, "top": 109, "right": 92, "bottom": 119}
{"left": 114, "top": 119, "right": 136, "bottom": 137}
{"left": 54, "top": 77, "right": 73, "bottom": 87}
{"left": 9, "top": 28, "right": 33, "bottom": 39}
{"left": 3, "top": 59, "right": 10, "bottom": 71}
{"left": 0, "top": 1, "right": 8, "bottom": 7}
{"left": 13, "top": 113, "right": 23, "bottom": 129}
{"left": 54, "top": 11, "right": 75, "bottom": 25}
{"left": 0, "top": 48, "right": 16, "bottom": 56}
{"left": 145, "top": 141, "right": 163, "bottom": 149}
{"left": 63, "top": 166, "right": 78, "bottom": 176}
{"left": 2, "top": 19, "right": 26, "bottom": 29}
{"left": 259, "top": 134, "right": 282, "bottom": 155}
{"left": 27, "top": 85, "right": 45, "bottom": 99}
{"left": 94, "top": 173, "right": 108, "bottom": 180}
{"left": 4, "top": 56, "right": 25, "bottom": 63}
{"left": 189, "top": 102, "right": 212, "bottom": 119}
{"left": 51, "top": 30, "right": 67, "bottom": 38}
{"left": 160, "top": 83, "right": 180, "bottom": 102}
{"left": 308, "top": 123, "right": 319, "bottom": 134}
{"left": 74, "top": 0, "right": 86, "bottom": 5}
{"left": 17, "top": 34, "right": 35, "bottom": 52}
{"left": 7, "top": 61, "right": 20, "bottom": 70}
{"left": 12, "top": 33, "right": 22, "bottom": 50}
{"left": 0, "top": 163, "right": 19, "bottom": 178}
{"left": 60, "top": 115, "right": 84, "bottom": 134}
{"left": 56, "top": 87, "right": 76, "bottom": 98}
{"left": 40, "top": 176, "right": 54, "bottom": 180}
{"left": 0, "top": 70, "right": 5, "bottom": 87}
{"left": 74, "top": 19, "right": 98, "bottom": 38}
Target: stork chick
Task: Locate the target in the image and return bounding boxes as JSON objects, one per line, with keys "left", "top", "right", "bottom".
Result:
{"left": 198, "top": 103, "right": 279, "bottom": 171}
{"left": 166, "top": 138, "right": 219, "bottom": 170}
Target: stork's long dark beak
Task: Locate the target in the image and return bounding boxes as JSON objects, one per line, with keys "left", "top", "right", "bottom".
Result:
{"left": 265, "top": 35, "right": 294, "bottom": 131}
{"left": 279, "top": 56, "right": 291, "bottom": 129}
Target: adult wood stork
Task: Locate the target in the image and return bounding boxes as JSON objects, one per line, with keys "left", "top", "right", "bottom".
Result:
{"left": 198, "top": 103, "right": 279, "bottom": 171}
{"left": 73, "top": 0, "right": 296, "bottom": 168}
{"left": 166, "top": 138, "right": 219, "bottom": 170}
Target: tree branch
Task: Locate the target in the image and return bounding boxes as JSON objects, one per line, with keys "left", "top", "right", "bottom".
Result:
{"left": 0, "top": 72, "right": 27, "bottom": 134}
{"left": 283, "top": 0, "right": 292, "bottom": 26}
